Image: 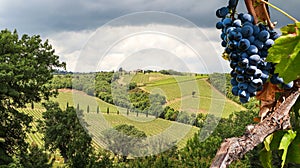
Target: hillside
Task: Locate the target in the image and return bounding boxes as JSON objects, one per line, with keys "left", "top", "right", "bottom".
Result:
{"left": 121, "top": 73, "right": 245, "bottom": 117}
{"left": 21, "top": 90, "right": 199, "bottom": 152}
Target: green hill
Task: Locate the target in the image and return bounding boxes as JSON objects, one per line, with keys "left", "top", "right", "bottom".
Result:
{"left": 21, "top": 90, "right": 199, "bottom": 152}
{"left": 126, "top": 73, "right": 245, "bottom": 117}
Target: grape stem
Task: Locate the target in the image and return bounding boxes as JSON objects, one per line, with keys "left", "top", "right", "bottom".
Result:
{"left": 230, "top": 0, "right": 240, "bottom": 20}
{"left": 259, "top": 0, "right": 299, "bottom": 23}
{"left": 244, "top": 0, "right": 258, "bottom": 24}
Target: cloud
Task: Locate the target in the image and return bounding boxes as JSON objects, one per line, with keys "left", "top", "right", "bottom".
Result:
{"left": 0, "top": 0, "right": 224, "bottom": 35}
{"left": 47, "top": 23, "right": 230, "bottom": 73}
{"left": 2, "top": 0, "right": 298, "bottom": 73}
{"left": 1, "top": 0, "right": 299, "bottom": 36}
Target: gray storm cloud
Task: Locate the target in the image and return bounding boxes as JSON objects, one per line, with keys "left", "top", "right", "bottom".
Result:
{"left": 1, "top": 0, "right": 299, "bottom": 72}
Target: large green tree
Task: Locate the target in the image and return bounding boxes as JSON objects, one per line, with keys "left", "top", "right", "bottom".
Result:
{"left": 0, "top": 29, "right": 64, "bottom": 166}
{"left": 103, "top": 124, "right": 147, "bottom": 161}
{"left": 40, "top": 102, "right": 93, "bottom": 167}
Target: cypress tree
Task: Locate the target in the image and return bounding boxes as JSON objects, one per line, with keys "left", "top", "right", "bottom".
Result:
{"left": 31, "top": 102, "right": 34, "bottom": 109}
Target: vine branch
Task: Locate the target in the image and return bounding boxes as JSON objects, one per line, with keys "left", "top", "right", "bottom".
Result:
{"left": 210, "top": 86, "right": 300, "bottom": 168}
{"left": 259, "top": 0, "right": 299, "bottom": 23}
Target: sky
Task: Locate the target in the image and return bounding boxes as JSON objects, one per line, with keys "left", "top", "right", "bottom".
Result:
{"left": 1, "top": 0, "right": 299, "bottom": 73}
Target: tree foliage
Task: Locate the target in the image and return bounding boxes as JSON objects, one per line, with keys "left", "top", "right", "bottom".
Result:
{"left": 40, "top": 102, "right": 93, "bottom": 166}
{"left": 0, "top": 29, "right": 64, "bottom": 166}
{"left": 103, "top": 124, "right": 147, "bottom": 161}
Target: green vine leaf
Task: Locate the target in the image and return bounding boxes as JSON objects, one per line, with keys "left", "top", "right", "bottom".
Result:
{"left": 259, "top": 149, "right": 273, "bottom": 168}
{"left": 278, "top": 130, "right": 297, "bottom": 168}
{"left": 287, "top": 133, "right": 300, "bottom": 164}
{"left": 267, "top": 22, "right": 300, "bottom": 82}
{"left": 264, "top": 134, "right": 273, "bottom": 151}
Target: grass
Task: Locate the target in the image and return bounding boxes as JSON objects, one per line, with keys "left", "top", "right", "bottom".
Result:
{"left": 82, "top": 112, "right": 199, "bottom": 149}
{"left": 51, "top": 89, "right": 120, "bottom": 113}
{"left": 20, "top": 90, "right": 199, "bottom": 154}
{"left": 120, "top": 72, "right": 173, "bottom": 86}
{"left": 142, "top": 76, "right": 245, "bottom": 117}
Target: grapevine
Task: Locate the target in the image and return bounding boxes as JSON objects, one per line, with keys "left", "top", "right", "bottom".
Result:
{"left": 211, "top": 0, "right": 300, "bottom": 167}
{"left": 216, "top": 0, "right": 293, "bottom": 103}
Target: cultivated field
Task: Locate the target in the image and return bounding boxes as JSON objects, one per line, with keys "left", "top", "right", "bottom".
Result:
{"left": 21, "top": 90, "right": 199, "bottom": 153}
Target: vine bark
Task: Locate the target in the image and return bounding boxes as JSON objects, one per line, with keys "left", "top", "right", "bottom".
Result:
{"left": 210, "top": 85, "right": 300, "bottom": 168}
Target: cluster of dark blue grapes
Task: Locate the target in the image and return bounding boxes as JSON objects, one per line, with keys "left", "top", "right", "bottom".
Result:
{"left": 216, "top": 0, "right": 294, "bottom": 103}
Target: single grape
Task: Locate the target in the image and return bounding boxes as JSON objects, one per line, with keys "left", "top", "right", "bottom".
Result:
{"left": 253, "top": 40, "right": 264, "bottom": 50}
{"left": 246, "top": 65, "right": 257, "bottom": 75}
{"left": 216, "top": 21, "right": 224, "bottom": 29}
{"left": 236, "top": 75, "right": 245, "bottom": 82}
{"left": 270, "top": 74, "right": 284, "bottom": 84}
{"left": 227, "top": 41, "right": 238, "bottom": 49}
{"left": 253, "top": 25, "right": 260, "bottom": 36}
{"left": 238, "top": 58, "right": 249, "bottom": 68}
{"left": 240, "top": 52, "right": 249, "bottom": 59}
{"left": 260, "top": 50, "right": 268, "bottom": 58}
{"left": 238, "top": 39, "right": 250, "bottom": 51}
{"left": 247, "top": 84, "right": 256, "bottom": 93}
{"left": 247, "top": 36, "right": 255, "bottom": 43}
{"left": 241, "top": 13, "right": 253, "bottom": 23}
{"left": 251, "top": 78, "right": 263, "bottom": 88}
{"left": 231, "top": 70, "right": 237, "bottom": 78}
{"left": 240, "top": 95, "right": 250, "bottom": 103}
{"left": 254, "top": 69, "right": 262, "bottom": 78}
{"left": 241, "top": 25, "right": 253, "bottom": 37}
{"left": 232, "top": 86, "right": 239, "bottom": 96}
{"left": 229, "top": 52, "right": 239, "bottom": 61}
{"left": 249, "top": 54, "right": 260, "bottom": 64}
{"left": 223, "top": 18, "right": 232, "bottom": 27}
{"left": 230, "top": 61, "right": 238, "bottom": 69}
{"left": 233, "top": 19, "right": 242, "bottom": 27}
{"left": 258, "top": 30, "right": 270, "bottom": 42}
{"left": 231, "top": 78, "right": 238, "bottom": 86}
{"left": 235, "top": 66, "right": 245, "bottom": 74}
{"left": 264, "top": 39, "right": 274, "bottom": 48}
{"left": 244, "top": 75, "right": 253, "bottom": 82}
{"left": 238, "top": 82, "right": 248, "bottom": 90}
{"left": 283, "top": 81, "right": 294, "bottom": 89}
{"left": 221, "top": 40, "right": 227, "bottom": 47}
{"left": 216, "top": 7, "right": 229, "bottom": 18}
{"left": 247, "top": 45, "right": 258, "bottom": 55}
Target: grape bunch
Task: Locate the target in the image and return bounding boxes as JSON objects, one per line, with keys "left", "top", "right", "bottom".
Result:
{"left": 216, "top": 0, "right": 294, "bottom": 103}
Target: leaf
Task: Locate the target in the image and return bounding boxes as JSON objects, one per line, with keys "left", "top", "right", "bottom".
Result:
{"left": 280, "top": 23, "right": 299, "bottom": 35}
{"left": 287, "top": 133, "right": 300, "bottom": 164}
{"left": 256, "top": 82, "right": 282, "bottom": 118}
{"left": 270, "top": 131, "right": 285, "bottom": 150}
{"left": 278, "top": 130, "right": 297, "bottom": 168}
{"left": 267, "top": 23, "right": 300, "bottom": 82}
{"left": 264, "top": 134, "right": 273, "bottom": 151}
{"left": 256, "top": 82, "right": 282, "bottom": 101}
{"left": 259, "top": 148, "right": 273, "bottom": 168}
